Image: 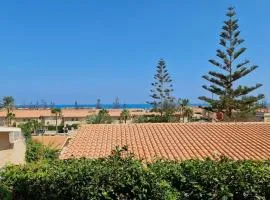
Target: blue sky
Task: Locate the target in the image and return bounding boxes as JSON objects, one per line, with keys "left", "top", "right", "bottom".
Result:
{"left": 0, "top": 1, "right": 269, "bottom": 105}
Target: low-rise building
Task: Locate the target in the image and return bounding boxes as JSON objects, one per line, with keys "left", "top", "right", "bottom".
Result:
{"left": 0, "top": 107, "right": 207, "bottom": 127}
{"left": 0, "top": 109, "right": 96, "bottom": 127}
{"left": 0, "top": 127, "right": 25, "bottom": 167}
{"left": 0, "top": 108, "right": 153, "bottom": 127}
{"left": 264, "top": 113, "right": 270, "bottom": 122}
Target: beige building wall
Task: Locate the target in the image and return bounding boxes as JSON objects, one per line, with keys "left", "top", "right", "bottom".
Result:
{"left": 44, "top": 116, "right": 63, "bottom": 126}
{"left": 63, "top": 117, "right": 85, "bottom": 126}
{"left": 0, "top": 127, "right": 25, "bottom": 168}
{"left": 264, "top": 113, "right": 270, "bottom": 122}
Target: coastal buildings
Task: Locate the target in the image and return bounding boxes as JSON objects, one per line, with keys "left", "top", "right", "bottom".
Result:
{"left": 0, "top": 127, "right": 25, "bottom": 167}
{"left": 0, "top": 108, "right": 172, "bottom": 127}
{"left": 60, "top": 123, "right": 270, "bottom": 161}
{"left": 264, "top": 113, "right": 270, "bottom": 122}
{"left": 0, "top": 109, "right": 94, "bottom": 127}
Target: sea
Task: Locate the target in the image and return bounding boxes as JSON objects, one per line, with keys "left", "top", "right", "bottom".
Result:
{"left": 56, "top": 104, "right": 152, "bottom": 109}
{"left": 17, "top": 103, "right": 206, "bottom": 109}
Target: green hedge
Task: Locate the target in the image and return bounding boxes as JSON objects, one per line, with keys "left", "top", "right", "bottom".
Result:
{"left": 0, "top": 183, "right": 12, "bottom": 200}
{"left": 66, "top": 124, "right": 79, "bottom": 130}
{"left": 47, "top": 125, "right": 64, "bottom": 131}
{"left": 150, "top": 158, "right": 270, "bottom": 199}
{"left": 25, "top": 140, "right": 59, "bottom": 163}
{"left": 1, "top": 148, "right": 270, "bottom": 200}
{"left": 134, "top": 115, "right": 179, "bottom": 123}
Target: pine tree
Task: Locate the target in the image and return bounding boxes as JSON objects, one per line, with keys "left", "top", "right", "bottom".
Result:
{"left": 113, "top": 97, "right": 120, "bottom": 109}
{"left": 148, "top": 59, "right": 174, "bottom": 115}
{"left": 74, "top": 100, "right": 78, "bottom": 109}
{"left": 199, "top": 7, "right": 264, "bottom": 119}
{"left": 96, "top": 99, "right": 102, "bottom": 109}
{"left": 35, "top": 101, "right": 39, "bottom": 109}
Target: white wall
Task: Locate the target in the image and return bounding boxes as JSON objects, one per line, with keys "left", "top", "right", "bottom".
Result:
{"left": 0, "top": 128, "right": 25, "bottom": 168}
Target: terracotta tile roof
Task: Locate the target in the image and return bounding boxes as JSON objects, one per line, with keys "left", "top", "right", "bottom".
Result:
{"left": 62, "top": 109, "right": 95, "bottom": 118}
{"left": 257, "top": 108, "right": 270, "bottom": 113}
{"left": 0, "top": 109, "right": 152, "bottom": 118}
{"left": 60, "top": 123, "right": 270, "bottom": 161}
{"left": 0, "top": 109, "right": 52, "bottom": 118}
{"left": 0, "top": 109, "right": 97, "bottom": 118}
{"left": 32, "top": 136, "right": 69, "bottom": 149}
{"left": 95, "top": 109, "right": 157, "bottom": 117}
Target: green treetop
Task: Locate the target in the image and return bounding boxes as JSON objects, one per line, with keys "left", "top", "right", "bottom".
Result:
{"left": 1, "top": 96, "right": 15, "bottom": 126}
{"left": 120, "top": 109, "right": 131, "bottom": 124}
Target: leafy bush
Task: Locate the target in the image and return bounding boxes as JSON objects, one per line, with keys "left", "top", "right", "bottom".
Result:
{"left": 1, "top": 147, "right": 176, "bottom": 200}
{"left": 25, "top": 140, "right": 59, "bottom": 163}
{"left": 134, "top": 115, "right": 178, "bottom": 123}
{"left": 18, "top": 120, "right": 43, "bottom": 140}
{"left": 150, "top": 158, "right": 270, "bottom": 199}
{"left": 67, "top": 123, "right": 79, "bottom": 129}
{"left": 47, "top": 125, "right": 64, "bottom": 132}
{"left": 1, "top": 147, "right": 270, "bottom": 200}
{"left": 0, "top": 183, "right": 12, "bottom": 200}
{"left": 87, "top": 109, "right": 112, "bottom": 124}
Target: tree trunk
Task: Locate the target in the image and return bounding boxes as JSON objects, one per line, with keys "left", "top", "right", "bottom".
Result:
{"left": 55, "top": 114, "right": 58, "bottom": 133}
{"left": 182, "top": 109, "right": 185, "bottom": 123}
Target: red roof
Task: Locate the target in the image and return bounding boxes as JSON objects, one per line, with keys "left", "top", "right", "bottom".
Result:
{"left": 60, "top": 123, "right": 270, "bottom": 161}
{"left": 32, "top": 136, "right": 69, "bottom": 149}
{"left": 0, "top": 109, "right": 154, "bottom": 118}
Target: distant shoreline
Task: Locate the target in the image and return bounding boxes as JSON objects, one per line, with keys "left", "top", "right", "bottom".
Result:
{"left": 16, "top": 103, "right": 207, "bottom": 109}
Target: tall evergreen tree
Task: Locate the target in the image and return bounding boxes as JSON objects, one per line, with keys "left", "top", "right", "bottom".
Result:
{"left": 96, "top": 99, "right": 102, "bottom": 109}
{"left": 199, "top": 7, "right": 264, "bottom": 119}
{"left": 74, "top": 100, "right": 78, "bottom": 109}
{"left": 112, "top": 97, "right": 120, "bottom": 109}
{"left": 50, "top": 101, "right": 55, "bottom": 109}
{"left": 148, "top": 59, "right": 174, "bottom": 115}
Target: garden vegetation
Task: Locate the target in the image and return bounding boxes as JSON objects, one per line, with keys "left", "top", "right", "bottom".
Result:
{"left": 0, "top": 147, "right": 269, "bottom": 200}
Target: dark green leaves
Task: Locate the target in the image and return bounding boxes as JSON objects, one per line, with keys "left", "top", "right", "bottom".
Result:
{"left": 148, "top": 59, "right": 174, "bottom": 114}
{"left": 233, "top": 47, "right": 246, "bottom": 60}
{"left": 236, "top": 60, "right": 250, "bottom": 68}
{"left": 226, "top": 7, "right": 236, "bottom": 17}
{"left": 2, "top": 152, "right": 270, "bottom": 200}
{"left": 232, "top": 65, "right": 258, "bottom": 81}
{"left": 200, "top": 7, "right": 264, "bottom": 118}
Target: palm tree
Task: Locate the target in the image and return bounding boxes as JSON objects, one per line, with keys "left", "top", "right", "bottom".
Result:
{"left": 177, "top": 98, "right": 189, "bottom": 122}
{"left": 2, "top": 96, "right": 15, "bottom": 112}
{"left": 6, "top": 112, "right": 15, "bottom": 127}
{"left": 184, "top": 107, "right": 193, "bottom": 122}
{"left": 51, "top": 108, "right": 62, "bottom": 133}
{"left": 1, "top": 96, "right": 15, "bottom": 126}
{"left": 120, "top": 109, "right": 130, "bottom": 124}
{"left": 98, "top": 109, "right": 111, "bottom": 124}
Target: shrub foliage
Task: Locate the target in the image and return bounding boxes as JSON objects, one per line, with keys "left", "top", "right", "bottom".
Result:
{"left": 25, "top": 140, "right": 59, "bottom": 163}
{"left": 0, "top": 183, "right": 12, "bottom": 200}
{"left": 1, "top": 147, "right": 270, "bottom": 200}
